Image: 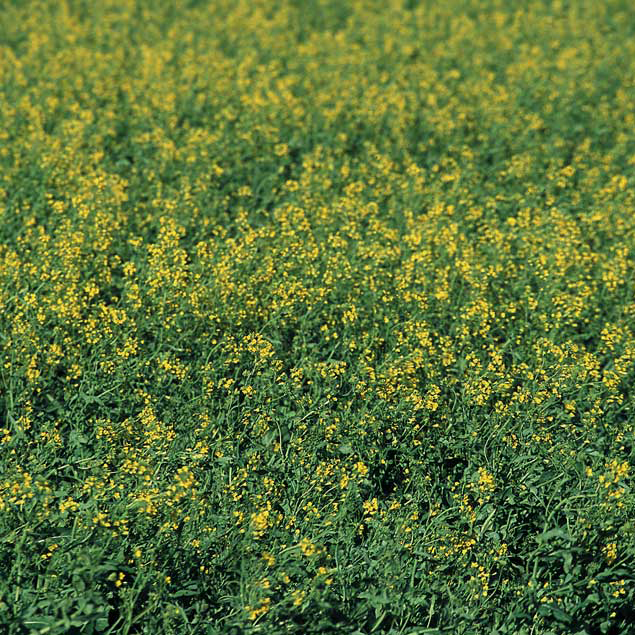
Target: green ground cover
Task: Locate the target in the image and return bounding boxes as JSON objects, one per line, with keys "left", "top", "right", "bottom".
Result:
{"left": 1, "top": 1, "right": 635, "bottom": 633}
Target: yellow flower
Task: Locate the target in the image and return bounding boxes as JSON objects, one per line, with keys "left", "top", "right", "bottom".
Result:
{"left": 291, "top": 589, "right": 305, "bottom": 606}
{"left": 262, "top": 551, "right": 276, "bottom": 566}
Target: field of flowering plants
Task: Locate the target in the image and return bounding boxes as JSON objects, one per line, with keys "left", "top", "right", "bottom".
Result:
{"left": 2, "top": 1, "right": 635, "bottom": 633}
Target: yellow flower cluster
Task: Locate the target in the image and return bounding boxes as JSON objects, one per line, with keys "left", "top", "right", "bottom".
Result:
{"left": 1, "top": 1, "right": 634, "bottom": 631}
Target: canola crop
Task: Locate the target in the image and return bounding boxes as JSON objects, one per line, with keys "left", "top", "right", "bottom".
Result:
{"left": 1, "top": 1, "right": 635, "bottom": 633}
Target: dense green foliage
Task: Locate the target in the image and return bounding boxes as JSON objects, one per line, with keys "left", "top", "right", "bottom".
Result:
{"left": 2, "top": 1, "right": 635, "bottom": 633}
